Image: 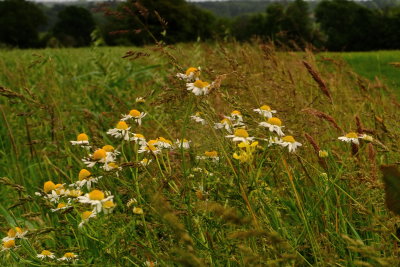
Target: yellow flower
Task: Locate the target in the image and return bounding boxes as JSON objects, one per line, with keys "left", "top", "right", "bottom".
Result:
{"left": 43, "top": 181, "right": 56, "bottom": 193}
{"left": 92, "top": 149, "right": 107, "bottom": 160}
{"left": 78, "top": 169, "right": 91, "bottom": 181}
{"left": 318, "top": 150, "right": 328, "bottom": 158}
{"left": 133, "top": 207, "right": 144, "bottom": 215}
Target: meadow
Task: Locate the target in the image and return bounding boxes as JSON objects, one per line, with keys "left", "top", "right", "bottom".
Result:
{"left": 1, "top": 43, "right": 400, "bottom": 266}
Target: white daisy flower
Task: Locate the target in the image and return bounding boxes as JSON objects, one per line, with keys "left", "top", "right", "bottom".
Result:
{"left": 70, "top": 169, "right": 102, "bottom": 190}
{"left": 58, "top": 252, "right": 78, "bottom": 261}
{"left": 140, "top": 158, "right": 152, "bottom": 167}
{"left": 78, "top": 190, "right": 114, "bottom": 213}
{"left": 2, "top": 227, "right": 28, "bottom": 243}
{"left": 360, "top": 134, "right": 373, "bottom": 142}
{"left": 37, "top": 182, "right": 67, "bottom": 203}
{"left": 131, "top": 133, "right": 147, "bottom": 146}
{"left": 186, "top": 79, "right": 212, "bottom": 96}
{"left": 107, "top": 121, "right": 132, "bottom": 141}
{"left": 102, "top": 145, "right": 120, "bottom": 163}
{"left": 135, "top": 97, "right": 145, "bottom": 103}
{"left": 102, "top": 200, "right": 116, "bottom": 215}
{"left": 214, "top": 118, "right": 233, "bottom": 133}
{"left": 338, "top": 132, "right": 360, "bottom": 145}
{"left": 253, "top": 105, "right": 277, "bottom": 118}
{"left": 230, "top": 110, "right": 244, "bottom": 123}
{"left": 196, "top": 151, "right": 220, "bottom": 162}
{"left": 190, "top": 112, "right": 206, "bottom": 125}
{"left": 82, "top": 148, "right": 112, "bottom": 168}
{"left": 70, "top": 133, "right": 90, "bottom": 146}
{"left": 37, "top": 250, "right": 56, "bottom": 260}
{"left": 259, "top": 117, "right": 285, "bottom": 136}
{"left": 51, "top": 202, "right": 71, "bottom": 212}
{"left": 225, "top": 129, "right": 254, "bottom": 143}
{"left": 78, "top": 210, "right": 97, "bottom": 228}
{"left": 176, "top": 139, "right": 190, "bottom": 150}
{"left": 176, "top": 67, "right": 201, "bottom": 82}
{"left": 1, "top": 239, "right": 18, "bottom": 251}
{"left": 121, "top": 109, "right": 147, "bottom": 126}
{"left": 156, "top": 137, "right": 173, "bottom": 149}
{"left": 101, "top": 162, "right": 122, "bottom": 172}
{"left": 138, "top": 140, "right": 161, "bottom": 155}
{"left": 278, "top": 136, "right": 302, "bottom": 153}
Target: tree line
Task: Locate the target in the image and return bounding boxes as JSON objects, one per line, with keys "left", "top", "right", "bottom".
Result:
{"left": 1, "top": 0, "right": 400, "bottom": 51}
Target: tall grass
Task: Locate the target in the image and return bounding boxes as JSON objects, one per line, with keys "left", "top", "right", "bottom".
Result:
{"left": 0, "top": 43, "right": 399, "bottom": 266}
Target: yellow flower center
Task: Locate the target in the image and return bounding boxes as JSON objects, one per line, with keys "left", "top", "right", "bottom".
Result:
{"left": 77, "top": 133, "right": 89, "bottom": 141}
{"left": 68, "top": 189, "right": 82, "bottom": 197}
{"left": 193, "top": 80, "right": 209, "bottom": 88}
{"left": 135, "top": 133, "right": 145, "bottom": 139}
{"left": 234, "top": 129, "right": 249, "bottom": 138}
{"left": 92, "top": 149, "right": 106, "bottom": 160}
{"left": 282, "top": 136, "right": 296, "bottom": 143}
{"left": 260, "top": 105, "right": 271, "bottom": 111}
{"left": 204, "top": 151, "right": 218, "bottom": 157}
{"left": 185, "top": 67, "right": 198, "bottom": 76}
{"left": 7, "top": 227, "right": 23, "bottom": 238}
{"left": 41, "top": 250, "right": 52, "bottom": 256}
{"left": 57, "top": 203, "right": 66, "bottom": 209}
{"left": 89, "top": 190, "right": 105, "bottom": 200}
{"left": 78, "top": 169, "right": 91, "bottom": 181}
{"left": 107, "top": 162, "right": 119, "bottom": 169}
{"left": 132, "top": 207, "right": 143, "bottom": 214}
{"left": 63, "top": 252, "right": 75, "bottom": 258}
{"left": 221, "top": 118, "right": 231, "bottom": 124}
{"left": 116, "top": 121, "right": 129, "bottom": 130}
{"left": 81, "top": 211, "right": 93, "bottom": 220}
{"left": 102, "top": 145, "right": 114, "bottom": 152}
{"left": 231, "top": 110, "right": 241, "bottom": 116}
{"left": 102, "top": 201, "right": 115, "bottom": 209}
{"left": 267, "top": 117, "right": 282, "bottom": 126}
{"left": 158, "top": 137, "right": 172, "bottom": 144}
{"left": 345, "top": 132, "right": 358, "bottom": 138}
{"left": 129, "top": 109, "right": 141, "bottom": 117}
{"left": 43, "top": 181, "right": 56, "bottom": 193}
{"left": 195, "top": 112, "right": 202, "bottom": 116}
{"left": 3, "top": 239, "right": 15, "bottom": 249}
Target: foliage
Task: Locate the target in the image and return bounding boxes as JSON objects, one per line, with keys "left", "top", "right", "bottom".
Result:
{"left": 52, "top": 6, "right": 96, "bottom": 47}
{"left": 0, "top": 0, "right": 47, "bottom": 48}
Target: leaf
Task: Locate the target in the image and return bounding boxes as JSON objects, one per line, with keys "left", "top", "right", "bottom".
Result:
{"left": 381, "top": 165, "right": 400, "bottom": 215}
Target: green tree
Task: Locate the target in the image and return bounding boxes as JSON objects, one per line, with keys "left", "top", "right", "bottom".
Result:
{"left": 281, "top": 0, "right": 314, "bottom": 48}
{"left": 315, "top": 0, "right": 381, "bottom": 51}
{"left": 53, "top": 6, "right": 95, "bottom": 47}
{"left": 0, "top": 0, "right": 47, "bottom": 48}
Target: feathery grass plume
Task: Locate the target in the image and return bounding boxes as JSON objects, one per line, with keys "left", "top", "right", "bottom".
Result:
{"left": 151, "top": 193, "right": 194, "bottom": 248}
{"left": 342, "top": 234, "right": 396, "bottom": 266}
{"left": 380, "top": 165, "right": 400, "bottom": 215}
{"left": 169, "top": 249, "right": 205, "bottom": 267}
{"left": 355, "top": 115, "right": 374, "bottom": 135}
{"left": 196, "top": 201, "right": 250, "bottom": 225}
{"left": 302, "top": 60, "right": 333, "bottom": 103}
{"left": 301, "top": 108, "right": 343, "bottom": 132}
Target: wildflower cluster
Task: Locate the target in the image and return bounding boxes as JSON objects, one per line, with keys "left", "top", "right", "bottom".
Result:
{"left": 177, "top": 67, "right": 215, "bottom": 96}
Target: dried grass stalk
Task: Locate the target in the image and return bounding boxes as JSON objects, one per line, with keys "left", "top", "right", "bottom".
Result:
{"left": 302, "top": 60, "right": 333, "bottom": 102}
{"left": 302, "top": 108, "right": 343, "bottom": 132}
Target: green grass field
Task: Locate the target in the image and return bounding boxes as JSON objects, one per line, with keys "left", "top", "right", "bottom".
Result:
{"left": 323, "top": 50, "right": 400, "bottom": 93}
{"left": 1, "top": 44, "right": 400, "bottom": 266}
